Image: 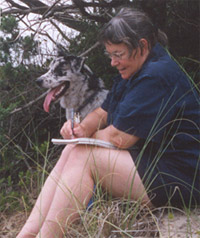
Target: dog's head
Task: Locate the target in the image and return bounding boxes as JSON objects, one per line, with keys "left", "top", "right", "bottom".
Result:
{"left": 37, "top": 51, "right": 86, "bottom": 113}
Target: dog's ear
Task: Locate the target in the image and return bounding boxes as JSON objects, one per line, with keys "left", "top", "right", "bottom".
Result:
{"left": 56, "top": 44, "right": 70, "bottom": 57}
{"left": 71, "top": 56, "right": 86, "bottom": 73}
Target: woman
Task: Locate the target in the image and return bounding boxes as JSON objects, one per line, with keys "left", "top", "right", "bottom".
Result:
{"left": 17, "top": 8, "right": 200, "bottom": 238}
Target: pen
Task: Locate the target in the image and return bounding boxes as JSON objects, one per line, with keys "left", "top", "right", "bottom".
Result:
{"left": 71, "top": 108, "right": 74, "bottom": 136}
{"left": 66, "top": 108, "right": 75, "bottom": 137}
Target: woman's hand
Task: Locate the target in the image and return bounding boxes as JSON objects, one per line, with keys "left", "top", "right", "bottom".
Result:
{"left": 60, "top": 120, "right": 86, "bottom": 139}
{"left": 60, "top": 120, "right": 73, "bottom": 139}
{"left": 60, "top": 107, "right": 108, "bottom": 139}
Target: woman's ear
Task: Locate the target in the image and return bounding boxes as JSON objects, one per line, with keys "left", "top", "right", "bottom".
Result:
{"left": 139, "top": 38, "right": 149, "bottom": 55}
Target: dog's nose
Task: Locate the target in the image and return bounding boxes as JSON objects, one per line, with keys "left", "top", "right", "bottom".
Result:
{"left": 36, "top": 77, "right": 43, "bottom": 86}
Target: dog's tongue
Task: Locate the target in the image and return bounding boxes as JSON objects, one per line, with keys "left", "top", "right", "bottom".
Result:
{"left": 43, "top": 86, "right": 62, "bottom": 112}
{"left": 43, "top": 89, "right": 56, "bottom": 112}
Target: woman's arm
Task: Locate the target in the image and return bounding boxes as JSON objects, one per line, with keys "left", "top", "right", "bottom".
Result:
{"left": 93, "top": 125, "right": 140, "bottom": 149}
{"left": 79, "top": 107, "right": 108, "bottom": 137}
{"left": 61, "top": 107, "right": 139, "bottom": 149}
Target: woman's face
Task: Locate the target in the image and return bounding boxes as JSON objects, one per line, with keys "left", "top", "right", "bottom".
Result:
{"left": 105, "top": 41, "right": 149, "bottom": 79}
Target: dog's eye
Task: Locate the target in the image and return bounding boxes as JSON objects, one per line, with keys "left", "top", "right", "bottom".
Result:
{"left": 54, "top": 65, "right": 64, "bottom": 76}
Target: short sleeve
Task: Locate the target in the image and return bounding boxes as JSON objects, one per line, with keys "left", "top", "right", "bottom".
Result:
{"left": 101, "top": 90, "right": 112, "bottom": 112}
{"left": 101, "top": 75, "right": 127, "bottom": 112}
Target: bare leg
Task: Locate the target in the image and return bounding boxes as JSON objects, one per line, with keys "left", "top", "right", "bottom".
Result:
{"left": 16, "top": 145, "right": 75, "bottom": 238}
{"left": 35, "top": 151, "right": 94, "bottom": 238}
{"left": 84, "top": 145, "right": 150, "bottom": 202}
{"left": 17, "top": 145, "right": 151, "bottom": 238}
{"left": 35, "top": 145, "right": 151, "bottom": 238}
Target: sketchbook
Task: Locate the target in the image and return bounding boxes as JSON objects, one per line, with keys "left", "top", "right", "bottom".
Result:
{"left": 51, "top": 138, "right": 116, "bottom": 149}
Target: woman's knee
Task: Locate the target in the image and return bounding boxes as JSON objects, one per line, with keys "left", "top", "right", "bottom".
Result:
{"left": 59, "top": 145, "right": 93, "bottom": 175}
{"left": 68, "top": 145, "right": 92, "bottom": 161}
{"left": 60, "top": 144, "right": 76, "bottom": 157}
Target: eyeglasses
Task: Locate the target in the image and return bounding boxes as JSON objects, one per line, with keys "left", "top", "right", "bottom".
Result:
{"left": 104, "top": 50, "right": 126, "bottom": 61}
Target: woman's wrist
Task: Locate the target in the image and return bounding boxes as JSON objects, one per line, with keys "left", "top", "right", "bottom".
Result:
{"left": 79, "top": 122, "right": 93, "bottom": 137}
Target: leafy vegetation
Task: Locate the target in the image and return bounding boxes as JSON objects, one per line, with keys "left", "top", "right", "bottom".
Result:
{"left": 0, "top": 0, "right": 199, "bottom": 236}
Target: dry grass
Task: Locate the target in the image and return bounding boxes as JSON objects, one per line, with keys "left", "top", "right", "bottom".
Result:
{"left": 1, "top": 199, "right": 199, "bottom": 238}
{"left": 0, "top": 211, "right": 27, "bottom": 238}
{"left": 67, "top": 199, "right": 160, "bottom": 237}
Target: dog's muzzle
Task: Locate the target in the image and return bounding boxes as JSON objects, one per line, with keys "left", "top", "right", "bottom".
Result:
{"left": 36, "top": 78, "right": 70, "bottom": 113}
{"left": 36, "top": 77, "right": 44, "bottom": 86}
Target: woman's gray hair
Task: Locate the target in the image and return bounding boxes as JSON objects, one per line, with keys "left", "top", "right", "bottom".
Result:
{"left": 99, "top": 8, "right": 168, "bottom": 53}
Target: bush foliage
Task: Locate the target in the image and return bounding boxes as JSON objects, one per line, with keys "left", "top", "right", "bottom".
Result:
{"left": 0, "top": 0, "right": 199, "bottom": 212}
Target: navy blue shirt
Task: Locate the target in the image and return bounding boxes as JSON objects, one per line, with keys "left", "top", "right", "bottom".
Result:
{"left": 102, "top": 43, "right": 200, "bottom": 206}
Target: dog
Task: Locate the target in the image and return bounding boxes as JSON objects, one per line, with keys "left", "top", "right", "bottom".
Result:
{"left": 36, "top": 49, "right": 108, "bottom": 120}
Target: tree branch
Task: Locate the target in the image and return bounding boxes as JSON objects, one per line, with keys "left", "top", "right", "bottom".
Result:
{"left": 50, "top": 19, "right": 73, "bottom": 44}
{"left": 42, "top": 0, "right": 61, "bottom": 18}
{"left": 79, "top": 42, "right": 100, "bottom": 57}
{"left": 19, "top": 17, "right": 58, "bottom": 45}
{"left": 6, "top": 0, "right": 28, "bottom": 10}
{"left": 72, "top": 0, "right": 107, "bottom": 23}
{"left": 19, "top": 0, "right": 47, "bottom": 8}
{"left": 10, "top": 90, "right": 48, "bottom": 115}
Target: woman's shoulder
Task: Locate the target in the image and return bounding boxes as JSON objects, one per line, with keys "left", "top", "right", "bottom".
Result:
{"left": 144, "top": 44, "right": 179, "bottom": 77}
{"left": 140, "top": 44, "right": 189, "bottom": 88}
